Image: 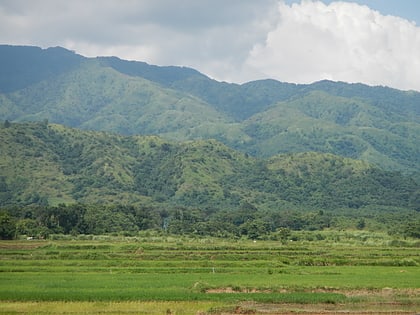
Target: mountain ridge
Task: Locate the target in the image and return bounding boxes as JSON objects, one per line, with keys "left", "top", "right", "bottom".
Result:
{"left": 1, "top": 45, "right": 419, "bottom": 176}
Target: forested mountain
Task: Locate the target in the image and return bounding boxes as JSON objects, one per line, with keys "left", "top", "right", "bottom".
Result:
{"left": 0, "top": 122, "right": 418, "bottom": 211}
{"left": 1, "top": 45, "right": 419, "bottom": 176}
{"left": 0, "top": 122, "right": 418, "bottom": 237}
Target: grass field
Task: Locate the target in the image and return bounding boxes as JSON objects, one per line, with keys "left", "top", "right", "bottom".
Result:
{"left": 0, "top": 231, "right": 419, "bottom": 314}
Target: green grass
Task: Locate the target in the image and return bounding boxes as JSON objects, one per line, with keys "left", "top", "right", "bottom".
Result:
{"left": 0, "top": 235, "right": 419, "bottom": 314}
{"left": 2, "top": 267, "right": 418, "bottom": 301}
{"left": 0, "top": 272, "right": 347, "bottom": 303}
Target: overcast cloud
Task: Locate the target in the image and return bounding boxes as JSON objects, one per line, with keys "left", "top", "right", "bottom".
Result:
{"left": 1, "top": 0, "right": 420, "bottom": 91}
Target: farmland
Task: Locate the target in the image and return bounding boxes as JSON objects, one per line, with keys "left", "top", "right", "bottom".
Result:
{"left": 0, "top": 231, "right": 419, "bottom": 314}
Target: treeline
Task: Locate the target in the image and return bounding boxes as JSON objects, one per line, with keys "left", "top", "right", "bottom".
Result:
{"left": 1, "top": 203, "right": 418, "bottom": 240}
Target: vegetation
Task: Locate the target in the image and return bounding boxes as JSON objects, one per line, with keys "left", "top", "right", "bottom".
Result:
{"left": 0, "top": 234, "right": 419, "bottom": 314}
{"left": 1, "top": 45, "right": 419, "bottom": 315}
{"left": 0, "top": 122, "right": 418, "bottom": 239}
{"left": 1, "top": 45, "right": 419, "bottom": 175}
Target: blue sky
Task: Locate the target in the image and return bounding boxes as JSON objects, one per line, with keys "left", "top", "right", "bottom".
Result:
{"left": 1, "top": 0, "right": 419, "bottom": 91}
{"left": 286, "top": 0, "right": 420, "bottom": 24}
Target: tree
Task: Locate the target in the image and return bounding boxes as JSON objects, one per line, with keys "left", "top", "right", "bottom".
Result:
{"left": 356, "top": 218, "right": 366, "bottom": 230}
{"left": 239, "top": 219, "right": 270, "bottom": 240}
{"left": 0, "top": 211, "right": 15, "bottom": 239}
{"left": 404, "top": 221, "right": 420, "bottom": 238}
{"left": 276, "top": 227, "right": 291, "bottom": 244}
{"left": 15, "top": 218, "right": 39, "bottom": 236}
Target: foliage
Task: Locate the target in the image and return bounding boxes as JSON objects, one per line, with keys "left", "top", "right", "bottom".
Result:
{"left": 1, "top": 45, "right": 419, "bottom": 175}
{"left": 1, "top": 45, "right": 419, "bottom": 239}
{"left": 2, "top": 44, "right": 419, "bottom": 315}
{"left": 0, "top": 211, "right": 15, "bottom": 239}
{"left": 0, "top": 122, "right": 419, "bottom": 238}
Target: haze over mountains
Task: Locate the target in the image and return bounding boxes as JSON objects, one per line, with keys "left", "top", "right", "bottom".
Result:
{"left": 1, "top": 45, "right": 419, "bottom": 177}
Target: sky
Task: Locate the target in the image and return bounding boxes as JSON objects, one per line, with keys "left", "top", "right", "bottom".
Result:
{"left": 1, "top": 0, "right": 420, "bottom": 91}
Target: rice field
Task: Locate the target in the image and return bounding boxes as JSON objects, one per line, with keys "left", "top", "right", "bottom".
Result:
{"left": 0, "top": 231, "right": 419, "bottom": 314}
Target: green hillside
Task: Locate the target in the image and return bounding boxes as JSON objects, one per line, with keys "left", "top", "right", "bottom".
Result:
{"left": 1, "top": 122, "right": 418, "bottom": 238}
{"left": 2, "top": 60, "right": 247, "bottom": 142}
{"left": 1, "top": 45, "right": 419, "bottom": 176}
{"left": 0, "top": 122, "right": 418, "bottom": 210}
{"left": 242, "top": 91, "right": 420, "bottom": 174}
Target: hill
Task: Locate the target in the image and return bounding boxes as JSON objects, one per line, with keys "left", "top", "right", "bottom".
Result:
{"left": 0, "top": 122, "right": 418, "bottom": 237}
{"left": 0, "top": 122, "right": 418, "bottom": 210}
{"left": 0, "top": 45, "right": 419, "bottom": 176}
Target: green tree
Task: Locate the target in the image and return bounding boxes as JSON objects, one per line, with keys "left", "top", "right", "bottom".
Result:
{"left": 404, "top": 220, "right": 420, "bottom": 238}
{"left": 15, "top": 218, "right": 39, "bottom": 236}
{"left": 276, "top": 227, "right": 291, "bottom": 244}
{"left": 239, "top": 219, "right": 270, "bottom": 240}
{"left": 0, "top": 211, "right": 15, "bottom": 239}
{"left": 356, "top": 218, "right": 366, "bottom": 230}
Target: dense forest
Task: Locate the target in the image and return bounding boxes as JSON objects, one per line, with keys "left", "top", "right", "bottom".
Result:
{"left": 0, "top": 122, "right": 418, "bottom": 239}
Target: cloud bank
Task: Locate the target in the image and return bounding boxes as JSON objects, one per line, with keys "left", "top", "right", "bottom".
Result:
{"left": 1, "top": 0, "right": 420, "bottom": 91}
{"left": 246, "top": 1, "right": 420, "bottom": 91}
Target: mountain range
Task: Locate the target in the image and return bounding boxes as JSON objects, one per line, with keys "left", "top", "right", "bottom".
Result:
{"left": 1, "top": 45, "right": 419, "bottom": 177}
{"left": 1, "top": 44, "right": 419, "bottom": 236}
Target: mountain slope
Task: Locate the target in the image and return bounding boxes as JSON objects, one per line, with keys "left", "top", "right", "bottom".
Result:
{"left": 0, "top": 45, "right": 83, "bottom": 93}
{"left": 0, "top": 122, "right": 418, "bottom": 213}
{"left": 101, "top": 56, "right": 307, "bottom": 120}
{"left": 242, "top": 90, "right": 420, "bottom": 174}
{"left": 2, "top": 59, "right": 249, "bottom": 143}
{"left": 0, "top": 45, "right": 419, "bottom": 175}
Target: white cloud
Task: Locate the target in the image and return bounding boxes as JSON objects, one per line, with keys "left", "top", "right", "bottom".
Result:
{"left": 245, "top": 1, "right": 420, "bottom": 91}
{"left": 0, "top": 0, "right": 278, "bottom": 79}
{"left": 1, "top": 0, "right": 420, "bottom": 91}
